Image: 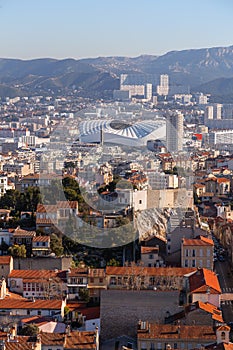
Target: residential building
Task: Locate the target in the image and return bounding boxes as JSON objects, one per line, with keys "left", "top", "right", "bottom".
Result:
{"left": 36, "top": 201, "right": 78, "bottom": 233}
{"left": 137, "top": 322, "right": 221, "bottom": 350}
{"left": 12, "top": 227, "right": 36, "bottom": 257}
{"left": 32, "top": 236, "right": 51, "bottom": 257}
{"left": 66, "top": 268, "right": 88, "bottom": 300}
{"left": 181, "top": 236, "right": 214, "bottom": 270}
{"left": 0, "top": 298, "right": 65, "bottom": 321}
{"left": 140, "top": 246, "right": 164, "bottom": 267}
{"left": 184, "top": 268, "right": 221, "bottom": 307}
{"left": 106, "top": 266, "right": 196, "bottom": 291}
{"left": 41, "top": 329, "right": 99, "bottom": 350}
{"left": 0, "top": 174, "right": 9, "bottom": 198}
{"left": 87, "top": 268, "right": 107, "bottom": 303}
{"left": 8, "top": 269, "right": 66, "bottom": 299}
{"left": 0, "top": 256, "right": 13, "bottom": 279}
{"left": 165, "top": 301, "right": 223, "bottom": 326}
{"left": 0, "top": 230, "right": 13, "bottom": 251}
{"left": 157, "top": 74, "right": 169, "bottom": 96}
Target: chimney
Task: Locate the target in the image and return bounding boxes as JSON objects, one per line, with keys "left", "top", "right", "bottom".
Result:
{"left": 10, "top": 325, "right": 17, "bottom": 339}
{"left": 66, "top": 325, "right": 71, "bottom": 336}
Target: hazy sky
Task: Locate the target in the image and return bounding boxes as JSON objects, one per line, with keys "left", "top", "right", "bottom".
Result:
{"left": 0, "top": 0, "right": 233, "bottom": 59}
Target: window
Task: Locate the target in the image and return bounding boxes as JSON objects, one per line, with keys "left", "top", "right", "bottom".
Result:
{"left": 37, "top": 310, "right": 41, "bottom": 315}
{"left": 99, "top": 278, "right": 103, "bottom": 283}
{"left": 174, "top": 343, "right": 177, "bottom": 349}
{"left": 139, "top": 200, "right": 142, "bottom": 204}
{"left": 149, "top": 254, "right": 153, "bottom": 259}
{"left": 149, "top": 277, "right": 155, "bottom": 286}
{"left": 185, "top": 249, "right": 189, "bottom": 257}
{"left": 141, "top": 342, "right": 146, "bottom": 350}
{"left": 207, "top": 249, "right": 211, "bottom": 256}
{"left": 110, "top": 277, "right": 116, "bottom": 285}
{"left": 184, "top": 260, "right": 188, "bottom": 267}
{"left": 199, "top": 248, "right": 203, "bottom": 257}
{"left": 192, "top": 260, "right": 196, "bottom": 267}
{"left": 221, "top": 332, "right": 226, "bottom": 340}
{"left": 192, "top": 249, "right": 195, "bottom": 257}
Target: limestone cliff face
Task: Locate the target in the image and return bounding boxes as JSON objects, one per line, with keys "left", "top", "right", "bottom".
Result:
{"left": 134, "top": 208, "right": 170, "bottom": 242}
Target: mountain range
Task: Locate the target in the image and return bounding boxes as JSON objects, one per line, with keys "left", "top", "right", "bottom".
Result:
{"left": 1, "top": 45, "right": 233, "bottom": 100}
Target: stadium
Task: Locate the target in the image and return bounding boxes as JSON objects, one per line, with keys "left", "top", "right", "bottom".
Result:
{"left": 79, "top": 119, "right": 166, "bottom": 147}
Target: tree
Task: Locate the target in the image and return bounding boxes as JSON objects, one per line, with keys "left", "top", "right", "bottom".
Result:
{"left": 78, "top": 288, "right": 90, "bottom": 303}
{"left": 0, "top": 189, "right": 20, "bottom": 209}
{"left": 50, "top": 233, "right": 64, "bottom": 257}
{"left": 20, "top": 324, "right": 39, "bottom": 336}
{"left": 107, "top": 258, "right": 120, "bottom": 267}
{"left": 8, "top": 244, "right": 26, "bottom": 258}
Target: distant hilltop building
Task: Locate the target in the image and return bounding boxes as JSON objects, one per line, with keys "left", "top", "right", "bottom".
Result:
{"left": 157, "top": 74, "right": 169, "bottom": 96}
{"left": 119, "top": 73, "right": 156, "bottom": 101}
{"left": 204, "top": 103, "right": 233, "bottom": 129}
{"left": 166, "top": 113, "right": 184, "bottom": 152}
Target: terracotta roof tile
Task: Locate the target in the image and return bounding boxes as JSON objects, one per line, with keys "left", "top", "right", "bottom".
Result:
{"left": 41, "top": 332, "right": 64, "bottom": 346}
{"left": 189, "top": 268, "right": 221, "bottom": 294}
{"left": 32, "top": 236, "right": 50, "bottom": 242}
{"left": 141, "top": 247, "right": 159, "bottom": 254}
{"left": 138, "top": 324, "right": 216, "bottom": 340}
{"left": 0, "top": 298, "right": 62, "bottom": 310}
{"left": 68, "top": 268, "right": 88, "bottom": 277}
{"left": 64, "top": 331, "right": 96, "bottom": 349}
{"left": 182, "top": 236, "right": 214, "bottom": 246}
{"left": 0, "top": 256, "right": 12, "bottom": 265}
{"left": 106, "top": 266, "right": 196, "bottom": 276}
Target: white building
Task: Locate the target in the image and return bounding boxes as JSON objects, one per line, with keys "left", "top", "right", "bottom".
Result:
{"left": 157, "top": 74, "right": 169, "bottom": 96}
{"left": 209, "top": 129, "right": 233, "bottom": 146}
{"left": 166, "top": 113, "right": 184, "bottom": 152}
{"left": 145, "top": 83, "right": 152, "bottom": 100}
{"left": 0, "top": 174, "right": 9, "bottom": 197}
{"left": 116, "top": 189, "right": 147, "bottom": 211}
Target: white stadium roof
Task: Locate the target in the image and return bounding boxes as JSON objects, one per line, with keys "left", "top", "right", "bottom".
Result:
{"left": 79, "top": 119, "right": 166, "bottom": 147}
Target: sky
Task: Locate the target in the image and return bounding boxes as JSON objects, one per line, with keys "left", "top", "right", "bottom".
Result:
{"left": 0, "top": 0, "right": 233, "bottom": 60}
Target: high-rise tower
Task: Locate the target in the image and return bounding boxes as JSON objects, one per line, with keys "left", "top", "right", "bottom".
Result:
{"left": 166, "top": 113, "right": 184, "bottom": 152}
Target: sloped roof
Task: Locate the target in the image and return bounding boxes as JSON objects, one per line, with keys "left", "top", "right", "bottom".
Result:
{"left": 138, "top": 324, "right": 216, "bottom": 340}
{"left": 189, "top": 268, "right": 221, "bottom": 294}
{"left": 182, "top": 236, "right": 214, "bottom": 246}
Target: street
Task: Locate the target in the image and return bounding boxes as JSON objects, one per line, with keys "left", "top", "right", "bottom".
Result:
{"left": 214, "top": 260, "right": 233, "bottom": 323}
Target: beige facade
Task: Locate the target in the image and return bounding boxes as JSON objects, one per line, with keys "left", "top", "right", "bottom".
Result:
{"left": 0, "top": 256, "right": 13, "bottom": 280}
{"left": 140, "top": 247, "right": 164, "bottom": 267}
{"left": 181, "top": 236, "right": 214, "bottom": 270}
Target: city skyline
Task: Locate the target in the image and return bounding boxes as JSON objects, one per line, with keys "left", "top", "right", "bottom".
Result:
{"left": 0, "top": 0, "right": 233, "bottom": 59}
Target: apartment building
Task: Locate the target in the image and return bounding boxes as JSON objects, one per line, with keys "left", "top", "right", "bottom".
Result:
{"left": 181, "top": 236, "right": 214, "bottom": 270}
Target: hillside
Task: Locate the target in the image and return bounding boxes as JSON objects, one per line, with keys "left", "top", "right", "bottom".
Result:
{"left": 1, "top": 45, "right": 233, "bottom": 98}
